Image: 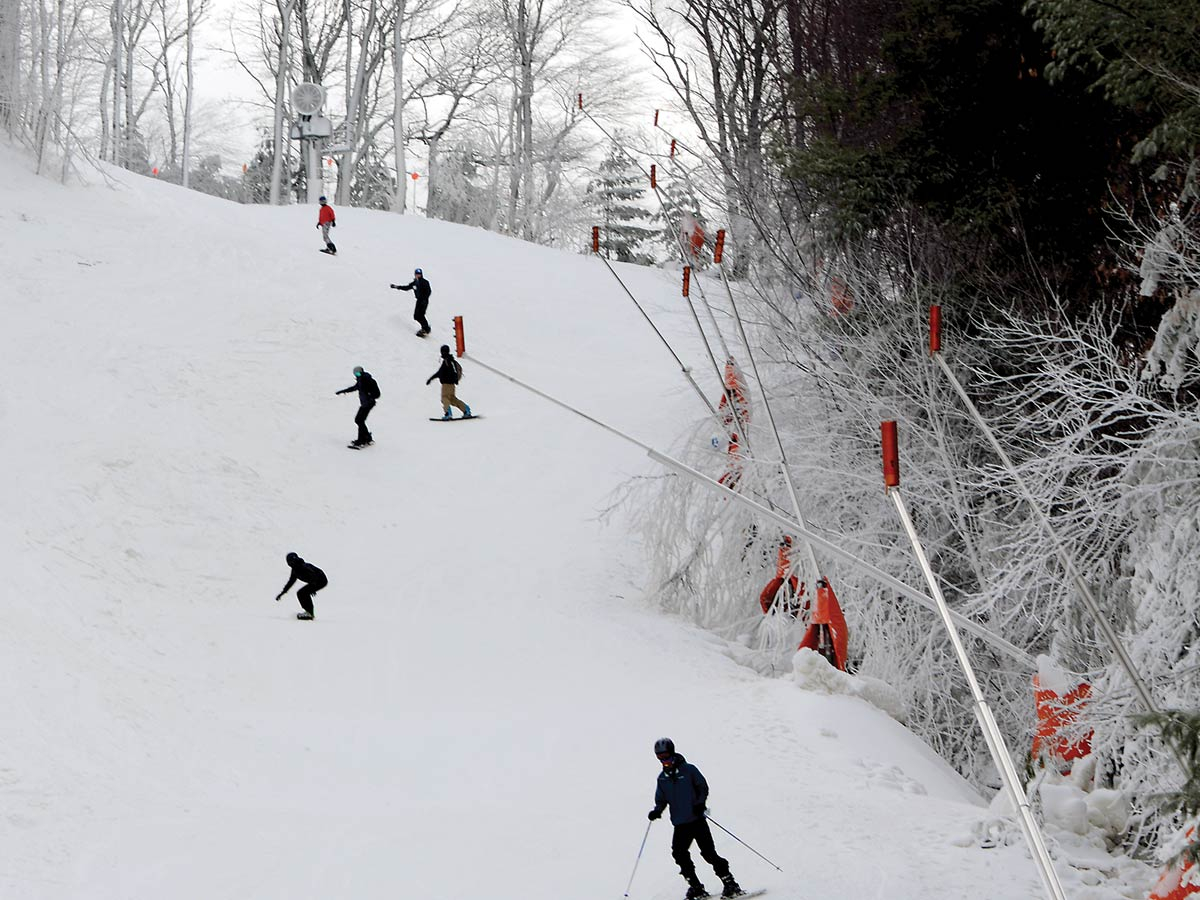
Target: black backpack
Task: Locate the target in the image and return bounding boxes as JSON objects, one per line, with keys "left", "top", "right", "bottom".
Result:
{"left": 367, "top": 375, "right": 382, "bottom": 399}
{"left": 451, "top": 359, "right": 463, "bottom": 384}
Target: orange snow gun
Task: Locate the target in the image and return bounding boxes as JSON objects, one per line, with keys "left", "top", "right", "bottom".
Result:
{"left": 1150, "top": 828, "right": 1200, "bottom": 900}
{"left": 1032, "top": 676, "right": 1093, "bottom": 767}
{"left": 759, "top": 537, "right": 805, "bottom": 616}
{"left": 797, "top": 578, "right": 849, "bottom": 670}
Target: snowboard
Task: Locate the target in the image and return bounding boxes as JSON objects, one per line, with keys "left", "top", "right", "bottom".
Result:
{"left": 706, "top": 891, "right": 764, "bottom": 900}
{"left": 428, "top": 415, "right": 480, "bottom": 422}
{"left": 415, "top": 331, "right": 430, "bottom": 338}
{"left": 296, "top": 612, "right": 314, "bottom": 620}
{"left": 320, "top": 248, "right": 337, "bottom": 255}
{"left": 347, "top": 441, "right": 375, "bottom": 449}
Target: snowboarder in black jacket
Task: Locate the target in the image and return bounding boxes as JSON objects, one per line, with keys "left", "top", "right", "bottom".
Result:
{"left": 335, "top": 366, "right": 381, "bottom": 446}
{"left": 426, "top": 344, "right": 471, "bottom": 420}
{"left": 648, "top": 738, "right": 742, "bottom": 900}
{"left": 276, "top": 552, "right": 328, "bottom": 620}
{"left": 390, "top": 268, "right": 432, "bottom": 336}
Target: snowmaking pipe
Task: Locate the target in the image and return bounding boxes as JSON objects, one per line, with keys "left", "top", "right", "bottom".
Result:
{"left": 463, "top": 353, "right": 1036, "bottom": 669}
{"left": 576, "top": 94, "right": 746, "bottom": 440}
{"left": 881, "top": 421, "right": 1068, "bottom": 900}
{"left": 927, "top": 307, "right": 1187, "bottom": 774}
{"left": 589, "top": 240, "right": 723, "bottom": 427}
{"left": 719, "top": 259, "right": 822, "bottom": 589}
{"left": 704, "top": 815, "right": 783, "bottom": 872}
{"left": 623, "top": 820, "right": 653, "bottom": 898}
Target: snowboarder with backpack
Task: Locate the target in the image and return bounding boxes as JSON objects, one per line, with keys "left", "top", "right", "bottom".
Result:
{"left": 316, "top": 196, "right": 337, "bottom": 254}
{"left": 390, "top": 268, "right": 431, "bottom": 336}
{"left": 426, "top": 344, "right": 471, "bottom": 420}
{"left": 648, "top": 738, "right": 743, "bottom": 899}
{"left": 335, "top": 366, "right": 381, "bottom": 447}
{"left": 276, "top": 552, "right": 328, "bottom": 620}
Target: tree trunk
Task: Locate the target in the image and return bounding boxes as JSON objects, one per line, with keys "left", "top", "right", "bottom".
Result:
{"left": 426, "top": 132, "right": 443, "bottom": 219}
{"left": 112, "top": 0, "right": 122, "bottom": 166}
{"left": 0, "top": 0, "right": 20, "bottom": 133}
{"left": 338, "top": 0, "right": 375, "bottom": 205}
{"left": 390, "top": 0, "right": 408, "bottom": 212}
{"left": 269, "top": 0, "right": 295, "bottom": 205}
{"left": 181, "top": 0, "right": 194, "bottom": 188}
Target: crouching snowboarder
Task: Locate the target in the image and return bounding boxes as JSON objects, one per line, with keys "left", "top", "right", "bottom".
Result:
{"left": 336, "top": 365, "right": 381, "bottom": 447}
{"left": 426, "top": 344, "right": 471, "bottom": 420}
{"left": 648, "top": 738, "right": 743, "bottom": 900}
{"left": 276, "top": 552, "right": 327, "bottom": 620}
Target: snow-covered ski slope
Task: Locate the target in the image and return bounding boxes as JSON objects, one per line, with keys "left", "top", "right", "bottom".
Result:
{"left": 3, "top": 148, "right": 1049, "bottom": 900}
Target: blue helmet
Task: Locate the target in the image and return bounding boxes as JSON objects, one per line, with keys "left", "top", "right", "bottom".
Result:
{"left": 319, "top": 196, "right": 327, "bottom": 203}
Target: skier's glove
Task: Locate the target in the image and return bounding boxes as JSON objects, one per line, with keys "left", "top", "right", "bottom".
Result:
{"left": 648, "top": 809, "right": 662, "bottom": 821}
{"left": 426, "top": 378, "right": 433, "bottom": 385}
{"left": 693, "top": 805, "right": 707, "bottom": 818}
{"left": 275, "top": 593, "right": 283, "bottom": 602}
{"left": 332, "top": 221, "right": 336, "bottom": 227}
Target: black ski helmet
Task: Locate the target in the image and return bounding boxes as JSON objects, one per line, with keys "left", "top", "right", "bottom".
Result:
{"left": 286, "top": 552, "right": 299, "bottom": 565}
{"left": 414, "top": 267, "right": 423, "bottom": 275}
{"left": 319, "top": 196, "right": 327, "bottom": 204}
{"left": 654, "top": 737, "right": 675, "bottom": 757}
{"left": 440, "top": 344, "right": 451, "bottom": 355}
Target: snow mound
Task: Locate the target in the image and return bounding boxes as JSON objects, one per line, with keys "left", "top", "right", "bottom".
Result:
{"left": 791, "top": 648, "right": 906, "bottom": 721}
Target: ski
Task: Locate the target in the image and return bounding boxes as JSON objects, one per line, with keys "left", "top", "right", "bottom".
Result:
{"left": 428, "top": 415, "right": 481, "bottom": 422}
{"left": 701, "top": 891, "right": 765, "bottom": 900}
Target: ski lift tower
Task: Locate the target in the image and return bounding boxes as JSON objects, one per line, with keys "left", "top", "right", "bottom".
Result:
{"left": 289, "top": 82, "right": 333, "bottom": 204}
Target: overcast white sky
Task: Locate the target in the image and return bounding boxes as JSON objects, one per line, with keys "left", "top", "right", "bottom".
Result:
{"left": 183, "top": 0, "right": 675, "bottom": 176}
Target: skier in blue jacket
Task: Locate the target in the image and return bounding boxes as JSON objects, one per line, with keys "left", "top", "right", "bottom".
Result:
{"left": 648, "top": 738, "right": 743, "bottom": 899}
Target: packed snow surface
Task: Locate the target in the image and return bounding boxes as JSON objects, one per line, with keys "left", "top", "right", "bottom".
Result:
{"left": 0, "top": 148, "right": 1101, "bottom": 899}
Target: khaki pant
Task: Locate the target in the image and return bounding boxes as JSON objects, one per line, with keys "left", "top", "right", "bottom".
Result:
{"left": 441, "top": 383, "right": 468, "bottom": 415}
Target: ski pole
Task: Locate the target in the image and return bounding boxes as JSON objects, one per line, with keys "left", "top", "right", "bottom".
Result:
{"left": 623, "top": 820, "right": 653, "bottom": 898}
{"left": 705, "top": 814, "right": 783, "bottom": 872}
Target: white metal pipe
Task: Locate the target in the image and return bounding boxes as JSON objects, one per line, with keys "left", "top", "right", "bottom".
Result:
{"left": 592, "top": 251, "right": 722, "bottom": 426}
{"left": 720, "top": 264, "right": 822, "bottom": 588}
{"left": 889, "top": 487, "right": 1069, "bottom": 900}
{"left": 931, "top": 350, "right": 1185, "bottom": 773}
{"left": 467, "top": 354, "right": 1036, "bottom": 668}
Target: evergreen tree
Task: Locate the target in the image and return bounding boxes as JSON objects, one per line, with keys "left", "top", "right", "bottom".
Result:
{"left": 1138, "top": 710, "right": 1200, "bottom": 866}
{"left": 585, "top": 143, "right": 654, "bottom": 264}
{"left": 652, "top": 178, "right": 709, "bottom": 267}
{"left": 432, "top": 144, "right": 488, "bottom": 226}
{"left": 1029, "top": 0, "right": 1200, "bottom": 166}
{"left": 350, "top": 147, "right": 396, "bottom": 211}
{"left": 242, "top": 134, "right": 276, "bottom": 205}
{"left": 781, "top": 0, "right": 1154, "bottom": 308}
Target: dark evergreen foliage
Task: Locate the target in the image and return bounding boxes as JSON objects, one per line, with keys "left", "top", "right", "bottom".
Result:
{"left": 781, "top": 0, "right": 1157, "bottom": 308}
{"left": 585, "top": 143, "right": 655, "bottom": 264}
{"left": 1137, "top": 710, "right": 1200, "bottom": 866}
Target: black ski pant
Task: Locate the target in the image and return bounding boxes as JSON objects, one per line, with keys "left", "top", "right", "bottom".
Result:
{"left": 671, "top": 819, "right": 730, "bottom": 884}
{"left": 355, "top": 400, "right": 376, "bottom": 443}
{"left": 414, "top": 299, "right": 430, "bottom": 334}
{"left": 296, "top": 573, "right": 328, "bottom": 615}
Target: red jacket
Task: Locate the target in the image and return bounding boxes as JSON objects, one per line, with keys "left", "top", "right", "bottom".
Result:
{"left": 318, "top": 204, "right": 336, "bottom": 225}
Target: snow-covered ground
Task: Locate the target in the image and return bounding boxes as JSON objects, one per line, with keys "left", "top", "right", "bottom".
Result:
{"left": 0, "top": 147, "right": 1138, "bottom": 900}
